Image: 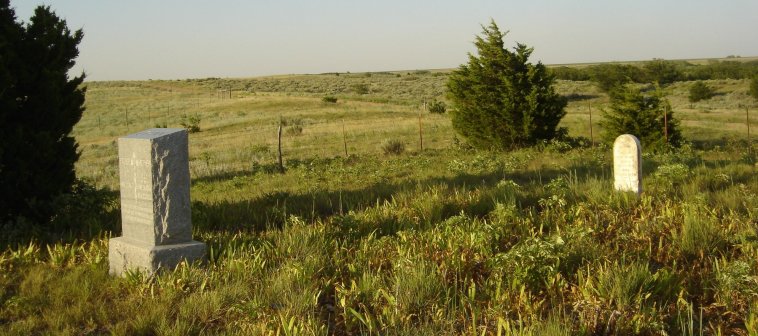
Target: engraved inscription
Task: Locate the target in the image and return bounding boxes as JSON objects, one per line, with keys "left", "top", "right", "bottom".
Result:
{"left": 119, "top": 147, "right": 156, "bottom": 243}
{"left": 116, "top": 129, "right": 193, "bottom": 246}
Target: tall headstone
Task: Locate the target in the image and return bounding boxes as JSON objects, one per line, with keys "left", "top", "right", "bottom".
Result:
{"left": 613, "top": 134, "right": 642, "bottom": 194}
{"left": 109, "top": 128, "right": 206, "bottom": 276}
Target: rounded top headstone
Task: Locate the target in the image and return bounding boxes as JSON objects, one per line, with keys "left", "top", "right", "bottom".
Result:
{"left": 613, "top": 134, "right": 642, "bottom": 194}
{"left": 613, "top": 134, "right": 640, "bottom": 148}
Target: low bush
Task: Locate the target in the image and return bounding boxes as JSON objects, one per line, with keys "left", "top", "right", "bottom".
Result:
{"left": 750, "top": 76, "right": 758, "bottom": 101}
{"left": 688, "top": 81, "right": 715, "bottom": 102}
{"left": 380, "top": 139, "right": 405, "bottom": 155}
{"left": 351, "top": 83, "right": 369, "bottom": 95}
{"left": 181, "top": 114, "right": 201, "bottom": 133}
{"left": 428, "top": 100, "right": 446, "bottom": 114}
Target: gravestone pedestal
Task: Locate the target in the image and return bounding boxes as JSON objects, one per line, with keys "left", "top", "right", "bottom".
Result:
{"left": 613, "top": 134, "right": 642, "bottom": 195}
{"left": 109, "top": 128, "right": 206, "bottom": 276}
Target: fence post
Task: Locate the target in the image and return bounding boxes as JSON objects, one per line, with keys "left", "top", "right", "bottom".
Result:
{"left": 587, "top": 102, "right": 593, "bottom": 147}
{"left": 419, "top": 101, "right": 425, "bottom": 151}
{"left": 277, "top": 117, "right": 284, "bottom": 173}
{"left": 342, "top": 120, "right": 348, "bottom": 157}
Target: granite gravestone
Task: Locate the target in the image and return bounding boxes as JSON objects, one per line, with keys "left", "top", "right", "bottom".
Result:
{"left": 109, "top": 128, "right": 206, "bottom": 276}
{"left": 613, "top": 134, "right": 642, "bottom": 195}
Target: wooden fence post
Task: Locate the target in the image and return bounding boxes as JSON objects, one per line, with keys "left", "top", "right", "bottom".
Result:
{"left": 588, "top": 102, "right": 594, "bottom": 147}
{"left": 277, "top": 117, "right": 284, "bottom": 173}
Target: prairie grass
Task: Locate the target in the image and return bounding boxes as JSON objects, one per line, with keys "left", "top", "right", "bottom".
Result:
{"left": 1, "top": 72, "right": 757, "bottom": 334}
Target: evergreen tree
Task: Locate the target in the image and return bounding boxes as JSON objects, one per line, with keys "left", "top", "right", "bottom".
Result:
{"left": 0, "top": 1, "right": 85, "bottom": 222}
{"left": 601, "top": 85, "right": 682, "bottom": 150}
{"left": 446, "top": 21, "right": 566, "bottom": 150}
{"left": 688, "top": 81, "right": 714, "bottom": 102}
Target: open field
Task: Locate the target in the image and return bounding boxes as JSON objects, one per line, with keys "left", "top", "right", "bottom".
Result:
{"left": 2, "top": 69, "right": 757, "bottom": 334}
{"left": 73, "top": 72, "right": 756, "bottom": 189}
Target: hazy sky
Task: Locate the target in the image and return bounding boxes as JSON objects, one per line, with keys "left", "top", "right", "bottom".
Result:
{"left": 8, "top": 0, "right": 758, "bottom": 81}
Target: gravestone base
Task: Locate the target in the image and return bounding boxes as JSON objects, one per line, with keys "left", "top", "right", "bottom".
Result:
{"left": 109, "top": 237, "right": 206, "bottom": 276}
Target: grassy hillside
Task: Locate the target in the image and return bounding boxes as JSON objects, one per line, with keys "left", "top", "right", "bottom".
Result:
{"left": 74, "top": 73, "right": 755, "bottom": 189}
{"left": 1, "top": 70, "right": 757, "bottom": 334}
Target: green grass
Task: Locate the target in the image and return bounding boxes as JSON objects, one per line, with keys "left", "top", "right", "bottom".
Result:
{"left": 1, "top": 70, "right": 757, "bottom": 334}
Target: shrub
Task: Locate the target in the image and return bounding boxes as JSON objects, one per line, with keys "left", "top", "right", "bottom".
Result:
{"left": 750, "top": 76, "right": 758, "bottom": 101}
{"left": 688, "top": 81, "right": 715, "bottom": 102}
{"left": 447, "top": 20, "right": 567, "bottom": 150}
{"left": 282, "top": 117, "right": 304, "bottom": 136}
{"left": 321, "top": 96, "right": 338, "bottom": 103}
{"left": 351, "top": 83, "right": 369, "bottom": 95}
{"left": 0, "top": 3, "right": 86, "bottom": 224}
{"left": 180, "top": 114, "right": 201, "bottom": 133}
{"left": 380, "top": 139, "right": 405, "bottom": 155}
{"left": 550, "top": 66, "right": 591, "bottom": 81}
{"left": 643, "top": 59, "right": 684, "bottom": 85}
{"left": 601, "top": 84, "right": 682, "bottom": 150}
{"left": 589, "top": 63, "right": 646, "bottom": 92}
{"left": 427, "top": 100, "right": 446, "bottom": 114}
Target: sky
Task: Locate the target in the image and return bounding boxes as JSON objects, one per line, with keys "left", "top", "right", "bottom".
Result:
{"left": 8, "top": 0, "right": 758, "bottom": 81}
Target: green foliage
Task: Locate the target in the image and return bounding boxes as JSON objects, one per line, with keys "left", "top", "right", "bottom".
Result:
{"left": 180, "top": 114, "right": 201, "bottom": 133}
{"left": 0, "top": 2, "right": 85, "bottom": 223}
{"left": 2, "top": 28, "right": 757, "bottom": 334}
{"left": 447, "top": 20, "right": 567, "bottom": 150}
{"left": 427, "top": 100, "right": 446, "bottom": 114}
{"left": 688, "top": 81, "right": 715, "bottom": 102}
{"left": 750, "top": 76, "right": 758, "bottom": 101}
{"left": 578, "top": 259, "right": 680, "bottom": 333}
{"left": 380, "top": 138, "right": 405, "bottom": 155}
{"left": 589, "top": 63, "right": 646, "bottom": 92}
{"left": 1, "top": 144, "right": 757, "bottom": 334}
{"left": 689, "top": 60, "right": 758, "bottom": 80}
{"left": 643, "top": 59, "right": 684, "bottom": 85}
{"left": 553, "top": 60, "right": 758, "bottom": 87}
{"left": 351, "top": 83, "right": 369, "bottom": 94}
{"left": 550, "top": 66, "right": 591, "bottom": 81}
{"left": 601, "top": 84, "right": 683, "bottom": 150}
{"left": 0, "top": 181, "right": 117, "bottom": 247}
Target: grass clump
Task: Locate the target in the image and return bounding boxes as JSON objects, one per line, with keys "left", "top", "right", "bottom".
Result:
{"left": 380, "top": 139, "right": 405, "bottom": 155}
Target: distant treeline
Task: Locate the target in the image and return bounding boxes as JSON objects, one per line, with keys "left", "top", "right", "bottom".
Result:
{"left": 550, "top": 59, "right": 758, "bottom": 91}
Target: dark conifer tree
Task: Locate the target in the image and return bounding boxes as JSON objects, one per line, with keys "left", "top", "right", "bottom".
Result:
{"left": 446, "top": 20, "right": 566, "bottom": 150}
{"left": 0, "top": 1, "right": 85, "bottom": 222}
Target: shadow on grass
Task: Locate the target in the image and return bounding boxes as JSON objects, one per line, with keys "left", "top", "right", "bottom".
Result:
{"left": 191, "top": 158, "right": 611, "bottom": 234}
{"left": 0, "top": 184, "right": 121, "bottom": 249}
{"left": 563, "top": 93, "right": 600, "bottom": 102}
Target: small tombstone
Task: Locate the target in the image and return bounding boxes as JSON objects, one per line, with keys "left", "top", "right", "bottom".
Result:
{"left": 109, "top": 128, "right": 206, "bottom": 276}
{"left": 613, "top": 134, "right": 642, "bottom": 194}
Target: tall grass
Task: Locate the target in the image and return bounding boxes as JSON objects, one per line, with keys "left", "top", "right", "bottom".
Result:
{"left": 1, "top": 74, "right": 756, "bottom": 334}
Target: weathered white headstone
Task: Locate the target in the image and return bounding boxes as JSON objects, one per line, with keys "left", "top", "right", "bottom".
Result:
{"left": 613, "top": 134, "right": 642, "bottom": 194}
{"left": 109, "top": 128, "right": 206, "bottom": 276}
